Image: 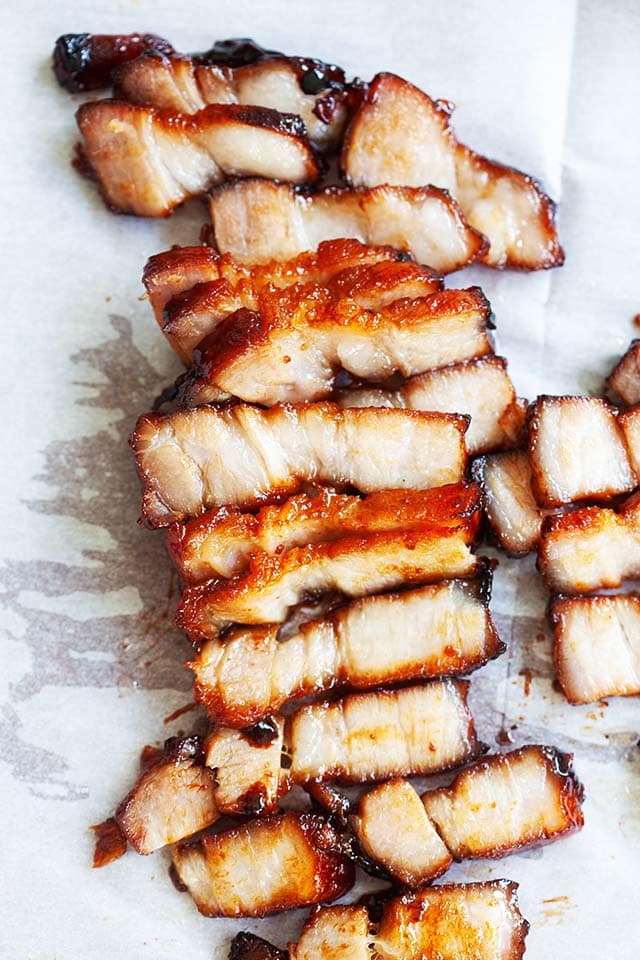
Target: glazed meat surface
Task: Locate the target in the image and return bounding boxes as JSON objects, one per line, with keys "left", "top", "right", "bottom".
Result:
{"left": 608, "top": 340, "right": 640, "bottom": 405}
{"left": 53, "top": 32, "right": 174, "bottom": 92}
{"left": 189, "top": 576, "right": 502, "bottom": 726}
{"left": 131, "top": 403, "right": 469, "bottom": 526}
{"left": 289, "top": 906, "right": 370, "bottom": 960}
{"left": 203, "top": 720, "right": 284, "bottom": 815}
{"left": 342, "top": 73, "right": 563, "bottom": 270}
{"left": 76, "top": 101, "right": 320, "bottom": 216}
{"left": 551, "top": 594, "right": 640, "bottom": 703}
{"left": 473, "top": 449, "right": 549, "bottom": 556}
{"left": 208, "top": 179, "right": 487, "bottom": 272}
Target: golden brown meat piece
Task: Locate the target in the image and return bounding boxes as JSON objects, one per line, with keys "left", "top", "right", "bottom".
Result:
{"left": 208, "top": 179, "right": 487, "bottom": 272}
{"left": 473, "top": 449, "right": 550, "bottom": 556}
{"left": 172, "top": 812, "right": 354, "bottom": 917}
{"left": 551, "top": 594, "right": 640, "bottom": 704}
{"left": 168, "top": 483, "right": 481, "bottom": 583}
{"left": 189, "top": 575, "right": 502, "bottom": 726}
{"left": 342, "top": 72, "right": 563, "bottom": 270}
{"left": 131, "top": 402, "right": 469, "bottom": 527}
{"left": 528, "top": 396, "right": 636, "bottom": 507}
{"left": 203, "top": 720, "right": 284, "bottom": 815}
{"left": 76, "top": 100, "right": 320, "bottom": 216}
{"left": 608, "top": 340, "right": 640, "bottom": 405}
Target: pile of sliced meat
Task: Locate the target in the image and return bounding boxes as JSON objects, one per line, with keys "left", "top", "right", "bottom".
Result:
{"left": 53, "top": 29, "right": 640, "bottom": 960}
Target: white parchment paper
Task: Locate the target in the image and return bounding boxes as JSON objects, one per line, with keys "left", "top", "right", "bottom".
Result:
{"left": 1, "top": 1, "right": 639, "bottom": 956}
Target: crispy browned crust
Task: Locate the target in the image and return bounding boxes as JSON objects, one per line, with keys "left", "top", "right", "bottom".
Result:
{"left": 91, "top": 817, "right": 128, "bottom": 868}
{"left": 228, "top": 933, "right": 287, "bottom": 960}
{"left": 52, "top": 33, "right": 174, "bottom": 92}
{"left": 608, "top": 340, "right": 640, "bottom": 405}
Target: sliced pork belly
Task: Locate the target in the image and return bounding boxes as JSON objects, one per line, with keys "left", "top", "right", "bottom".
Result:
{"left": 172, "top": 812, "right": 354, "bottom": 917}
{"left": 53, "top": 32, "right": 174, "bottom": 92}
{"left": 342, "top": 72, "right": 563, "bottom": 270}
{"left": 528, "top": 396, "right": 636, "bottom": 507}
{"left": 115, "top": 737, "right": 218, "bottom": 854}
{"left": 176, "top": 525, "right": 479, "bottom": 636}
{"left": 551, "top": 594, "right": 640, "bottom": 703}
{"left": 473, "top": 449, "right": 548, "bottom": 556}
{"left": 339, "top": 357, "right": 525, "bottom": 456}
{"left": 608, "top": 341, "right": 640, "bottom": 405}
{"left": 203, "top": 719, "right": 284, "bottom": 815}
{"left": 131, "top": 403, "right": 469, "bottom": 527}
{"left": 618, "top": 405, "right": 640, "bottom": 477}
{"left": 374, "top": 881, "right": 528, "bottom": 960}
{"left": 76, "top": 100, "right": 320, "bottom": 216}
{"left": 189, "top": 576, "right": 502, "bottom": 726}
{"left": 169, "top": 483, "right": 481, "bottom": 582}
{"left": 287, "top": 681, "right": 480, "bottom": 784}
{"left": 208, "top": 179, "right": 487, "bottom": 272}
{"left": 422, "top": 745, "right": 583, "bottom": 861}
{"left": 179, "top": 285, "right": 492, "bottom": 406}
{"left": 539, "top": 494, "right": 640, "bottom": 593}
{"left": 289, "top": 905, "right": 370, "bottom": 960}
{"left": 352, "top": 779, "right": 452, "bottom": 886}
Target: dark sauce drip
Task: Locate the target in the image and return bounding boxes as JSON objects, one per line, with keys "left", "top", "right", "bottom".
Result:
{"left": 52, "top": 32, "right": 174, "bottom": 92}
{"left": 240, "top": 716, "right": 280, "bottom": 747}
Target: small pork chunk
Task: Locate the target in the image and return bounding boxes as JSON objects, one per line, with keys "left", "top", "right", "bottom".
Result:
{"left": 528, "top": 396, "right": 636, "bottom": 507}
{"left": 607, "top": 340, "right": 640, "bottom": 405}
{"left": 473, "top": 449, "right": 547, "bottom": 555}
{"left": 422, "top": 745, "right": 584, "bottom": 860}
{"left": 338, "top": 357, "right": 525, "bottom": 456}
{"left": 176, "top": 525, "right": 479, "bottom": 636}
{"left": 289, "top": 906, "right": 371, "bottom": 960}
{"left": 131, "top": 403, "right": 469, "bottom": 526}
{"left": 179, "top": 285, "right": 493, "bottom": 406}
{"left": 115, "top": 737, "right": 218, "bottom": 854}
{"left": 203, "top": 719, "right": 284, "bottom": 815}
{"left": 172, "top": 812, "right": 354, "bottom": 917}
{"left": 342, "top": 73, "right": 563, "bottom": 271}
{"left": 76, "top": 100, "right": 319, "bottom": 216}
{"left": 551, "top": 594, "right": 640, "bottom": 704}
{"left": 619, "top": 404, "right": 640, "bottom": 477}
{"left": 189, "top": 576, "right": 502, "bottom": 726}
{"left": 208, "top": 179, "right": 487, "bottom": 272}
{"left": 229, "top": 933, "right": 287, "bottom": 960}
{"left": 352, "top": 780, "right": 452, "bottom": 886}
{"left": 539, "top": 493, "right": 640, "bottom": 593}
{"left": 168, "top": 483, "right": 481, "bottom": 582}
{"left": 374, "top": 881, "right": 528, "bottom": 960}
{"left": 287, "top": 681, "right": 481, "bottom": 784}
{"left": 53, "top": 32, "right": 174, "bottom": 92}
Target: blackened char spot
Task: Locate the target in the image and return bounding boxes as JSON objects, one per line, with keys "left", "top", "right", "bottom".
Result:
{"left": 241, "top": 716, "right": 280, "bottom": 747}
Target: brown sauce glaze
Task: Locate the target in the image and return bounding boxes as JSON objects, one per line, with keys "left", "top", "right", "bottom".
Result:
{"left": 53, "top": 33, "right": 174, "bottom": 92}
{"left": 91, "top": 817, "right": 127, "bottom": 868}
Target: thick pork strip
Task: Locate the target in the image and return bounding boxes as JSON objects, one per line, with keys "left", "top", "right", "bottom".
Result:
{"left": 203, "top": 719, "right": 284, "bottom": 815}
{"left": 473, "top": 449, "right": 549, "bottom": 556}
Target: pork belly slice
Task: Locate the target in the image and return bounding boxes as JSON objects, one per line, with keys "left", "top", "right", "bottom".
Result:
{"left": 53, "top": 33, "right": 174, "bottom": 92}
{"left": 374, "top": 881, "right": 528, "bottom": 960}
{"left": 208, "top": 179, "right": 487, "bottom": 272}
{"left": 473, "top": 449, "right": 548, "bottom": 556}
{"left": 172, "top": 812, "right": 354, "bottom": 917}
{"left": 342, "top": 72, "right": 562, "bottom": 271}
{"left": 551, "top": 594, "right": 640, "bottom": 703}
{"left": 608, "top": 340, "right": 640, "bottom": 405}
{"left": 352, "top": 779, "right": 452, "bottom": 886}
{"left": 339, "top": 357, "right": 525, "bottom": 456}
{"left": 618, "top": 405, "right": 640, "bottom": 477}
{"left": 528, "top": 396, "right": 636, "bottom": 507}
{"left": 189, "top": 576, "right": 502, "bottom": 726}
{"left": 422, "top": 745, "right": 583, "bottom": 861}
{"left": 539, "top": 493, "right": 640, "bottom": 593}
{"left": 287, "top": 681, "right": 481, "bottom": 784}
{"left": 177, "top": 525, "right": 479, "bottom": 636}
{"left": 131, "top": 403, "right": 469, "bottom": 527}
{"left": 169, "top": 483, "right": 481, "bottom": 583}
{"left": 180, "top": 285, "right": 493, "bottom": 406}
{"left": 76, "top": 100, "right": 320, "bottom": 217}
{"left": 203, "top": 719, "right": 284, "bottom": 815}
{"left": 289, "top": 906, "right": 371, "bottom": 960}
{"left": 115, "top": 736, "right": 218, "bottom": 854}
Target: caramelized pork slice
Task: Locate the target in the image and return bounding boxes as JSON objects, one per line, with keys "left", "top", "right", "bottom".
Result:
{"left": 374, "top": 881, "right": 528, "bottom": 960}
{"left": 422, "top": 745, "right": 583, "bottom": 860}
{"left": 172, "top": 812, "right": 354, "bottom": 917}
{"left": 203, "top": 719, "right": 284, "bottom": 815}
{"left": 528, "top": 396, "right": 636, "bottom": 507}
{"left": 180, "top": 285, "right": 493, "bottom": 406}
{"left": 290, "top": 906, "right": 370, "bottom": 960}
{"left": 131, "top": 403, "right": 469, "bottom": 526}
{"left": 618, "top": 405, "right": 640, "bottom": 477}
{"left": 539, "top": 493, "right": 640, "bottom": 593}
{"left": 473, "top": 449, "right": 548, "bottom": 556}
{"left": 342, "top": 73, "right": 562, "bottom": 270}
{"left": 551, "top": 594, "right": 640, "bottom": 703}
{"left": 76, "top": 101, "right": 320, "bottom": 217}
{"left": 608, "top": 341, "right": 640, "bottom": 405}
{"left": 287, "top": 681, "right": 480, "bottom": 784}
{"left": 176, "top": 525, "right": 479, "bottom": 636}
{"left": 53, "top": 32, "right": 174, "bottom": 92}
{"left": 115, "top": 737, "right": 218, "bottom": 854}
{"left": 339, "top": 357, "right": 525, "bottom": 456}
{"left": 169, "top": 483, "right": 481, "bottom": 582}
{"left": 352, "top": 780, "right": 452, "bottom": 886}
{"left": 189, "top": 576, "right": 502, "bottom": 725}
{"left": 209, "top": 179, "right": 487, "bottom": 272}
